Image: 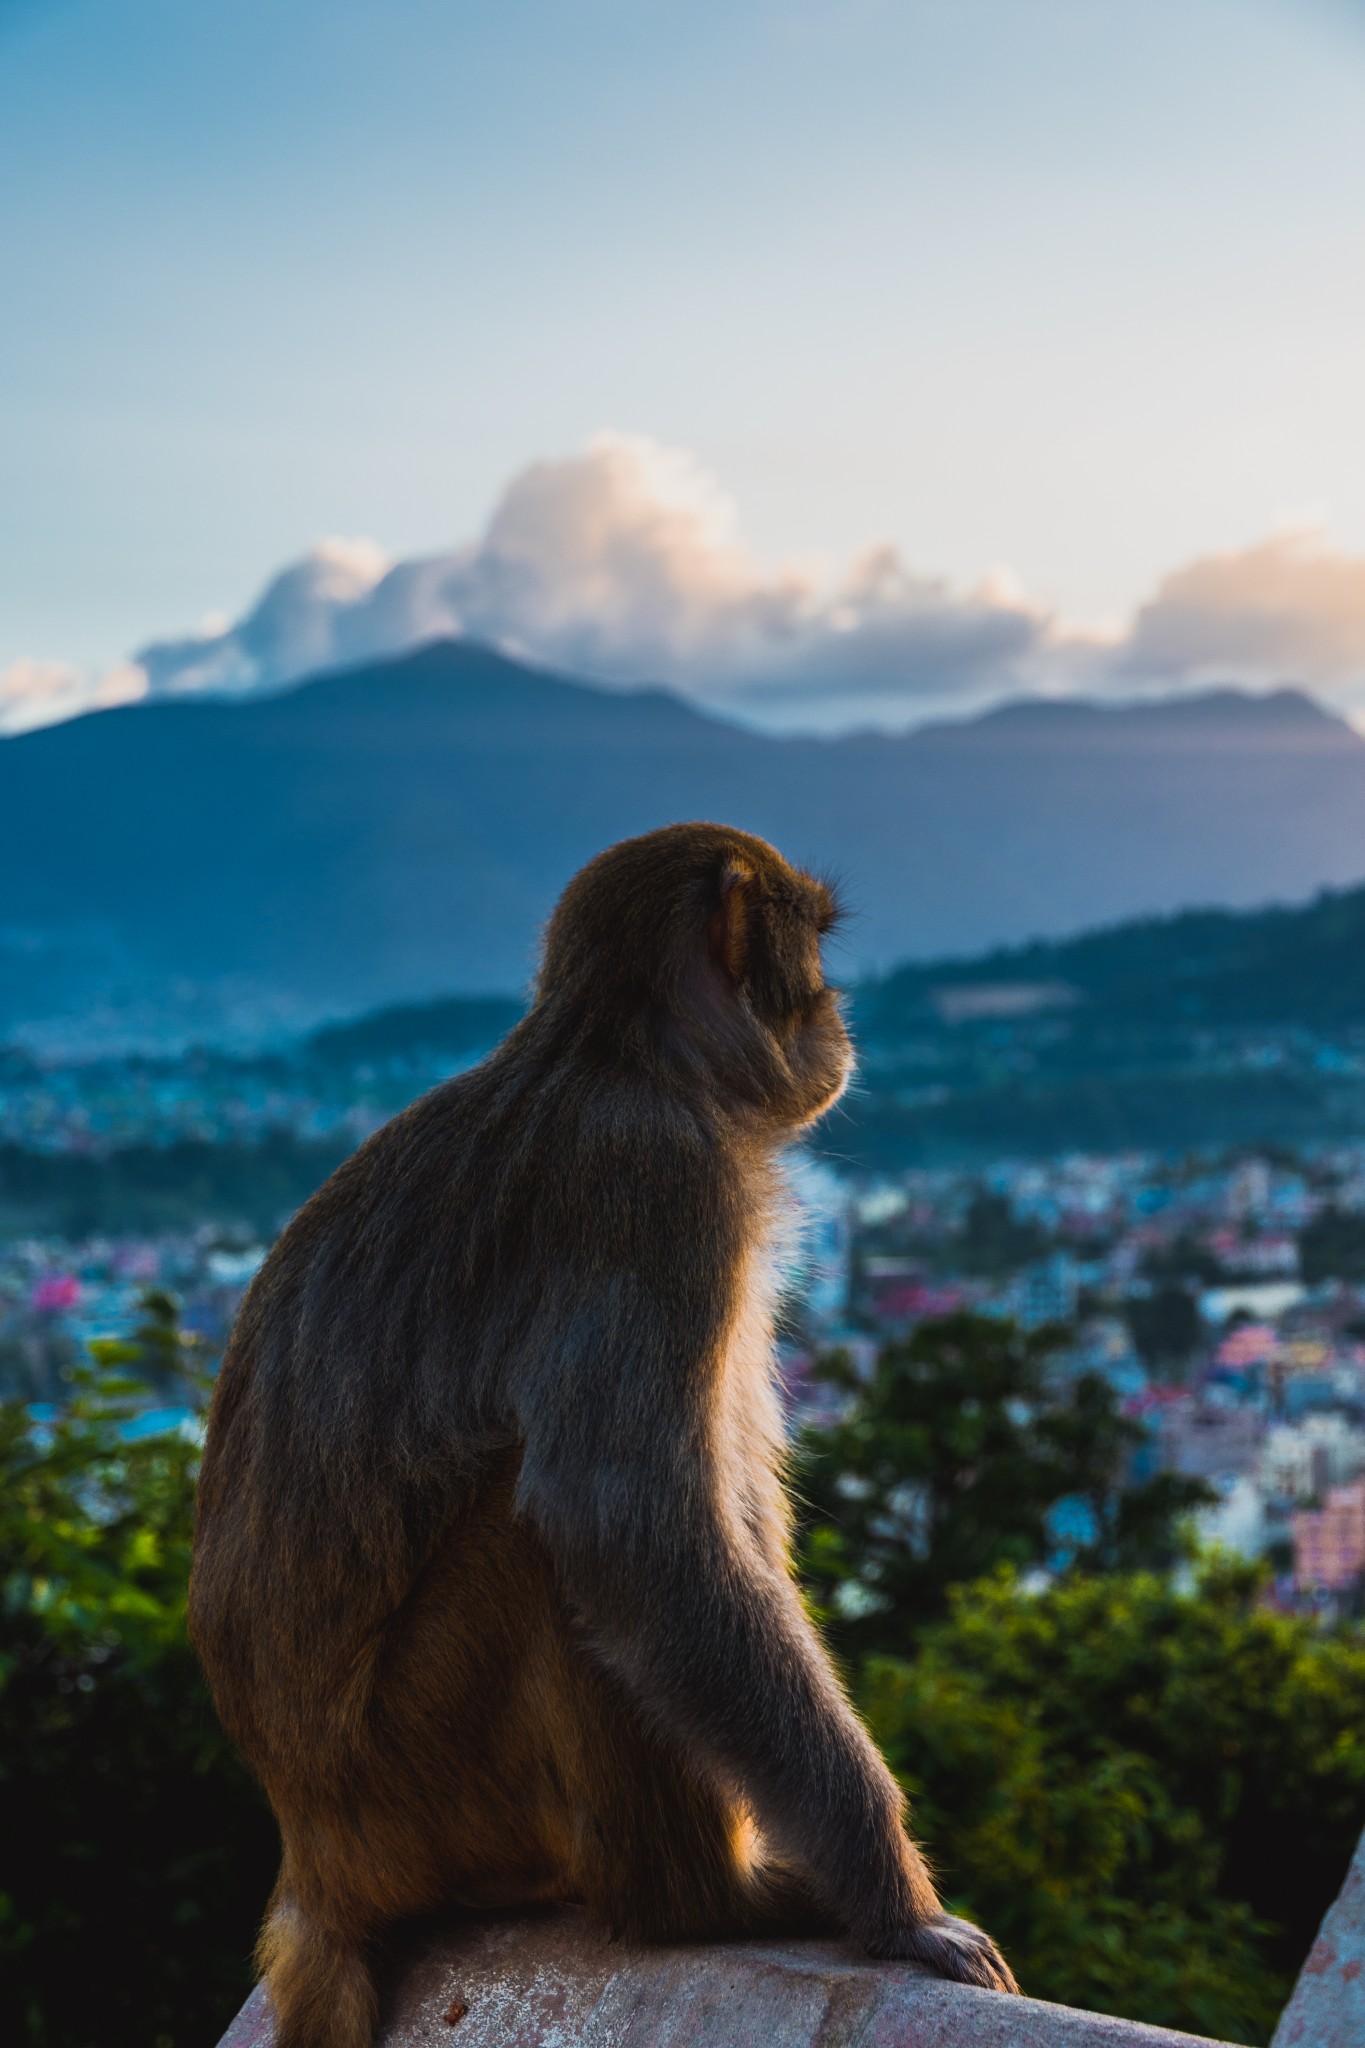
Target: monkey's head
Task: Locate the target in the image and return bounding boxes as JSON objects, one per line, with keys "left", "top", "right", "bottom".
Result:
{"left": 537, "top": 823, "right": 852, "bottom": 1129}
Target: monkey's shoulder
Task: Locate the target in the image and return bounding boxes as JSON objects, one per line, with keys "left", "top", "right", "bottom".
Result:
{"left": 223, "top": 1074, "right": 480, "bottom": 1308}
{"left": 238, "top": 1059, "right": 742, "bottom": 1346}
{"left": 290, "top": 1069, "right": 490, "bottom": 1213}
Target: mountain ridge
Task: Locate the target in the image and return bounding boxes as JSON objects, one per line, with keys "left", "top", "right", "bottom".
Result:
{"left": 5, "top": 637, "right": 1365, "bottom": 1047}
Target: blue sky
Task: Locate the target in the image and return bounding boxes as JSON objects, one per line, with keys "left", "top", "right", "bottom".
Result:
{"left": 5, "top": 0, "right": 1365, "bottom": 730}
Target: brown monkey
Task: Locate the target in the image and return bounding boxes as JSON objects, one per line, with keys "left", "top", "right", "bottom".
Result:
{"left": 189, "top": 823, "right": 1017, "bottom": 2048}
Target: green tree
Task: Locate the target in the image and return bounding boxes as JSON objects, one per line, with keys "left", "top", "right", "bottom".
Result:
{"left": 1125, "top": 1284, "right": 1202, "bottom": 1375}
{"left": 796, "top": 1312, "right": 1210, "bottom": 1654}
{"left": 859, "top": 1562, "right": 1365, "bottom": 2045}
{"left": 1140, "top": 1233, "right": 1226, "bottom": 1287}
{"left": 3, "top": 1298, "right": 1357, "bottom": 2048}
{"left": 1299, "top": 1204, "right": 1365, "bottom": 1284}
{"left": 954, "top": 1191, "right": 1047, "bottom": 1276}
{"left": 0, "top": 1297, "right": 276, "bottom": 2048}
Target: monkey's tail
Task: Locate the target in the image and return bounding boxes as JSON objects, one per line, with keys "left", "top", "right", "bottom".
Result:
{"left": 257, "top": 1891, "right": 377, "bottom": 2048}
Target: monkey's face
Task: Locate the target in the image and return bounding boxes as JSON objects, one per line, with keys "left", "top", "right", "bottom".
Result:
{"left": 732, "top": 870, "right": 853, "bottom": 1128}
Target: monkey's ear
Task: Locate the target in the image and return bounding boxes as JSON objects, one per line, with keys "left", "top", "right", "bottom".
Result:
{"left": 708, "top": 861, "right": 754, "bottom": 984}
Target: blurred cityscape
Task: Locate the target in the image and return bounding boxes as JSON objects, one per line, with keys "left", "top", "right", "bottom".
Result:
{"left": 6, "top": 1031, "right": 1365, "bottom": 1626}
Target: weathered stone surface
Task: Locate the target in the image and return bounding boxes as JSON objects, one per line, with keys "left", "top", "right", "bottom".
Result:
{"left": 1272, "top": 1827, "right": 1365, "bottom": 2048}
{"left": 216, "top": 1908, "right": 1245, "bottom": 2048}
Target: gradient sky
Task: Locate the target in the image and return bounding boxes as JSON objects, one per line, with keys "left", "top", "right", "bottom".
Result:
{"left": 5, "top": 0, "right": 1365, "bottom": 695}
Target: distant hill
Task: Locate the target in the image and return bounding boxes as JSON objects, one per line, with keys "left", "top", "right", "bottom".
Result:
{"left": 304, "top": 993, "right": 524, "bottom": 1068}
{"left": 270, "top": 885, "right": 1365, "bottom": 1168}
{"left": 840, "top": 885, "right": 1365, "bottom": 1167}
{"left": 857, "top": 885, "right": 1365, "bottom": 1039}
{"left": 6, "top": 637, "right": 1365, "bottom": 1046}
{"left": 10, "top": 880, "right": 1365, "bottom": 1220}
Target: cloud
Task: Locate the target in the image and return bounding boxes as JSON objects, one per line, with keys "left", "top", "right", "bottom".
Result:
{"left": 0, "top": 657, "right": 146, "bottom": 734}
{"left": 113, "top": 434, "right": 1057, "bottom": 733}
{"left": 715, "top": 548, "right": 1058, "bottom": 730}
{"left": 134, "top": 537, "right": 394, "bottom": 699}
{"left": 7, "top": 438, "right": 1365, "bottom": 737}
{"left": 1122, "top": 526, "right": 1365, "bottom": 697}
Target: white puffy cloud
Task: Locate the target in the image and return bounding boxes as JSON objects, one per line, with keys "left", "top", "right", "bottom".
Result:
{"left": 1122, "top": 526, "right": 1365, "bottom": 700}
{"left": 108, "top": 434, "right": 1058, "bottom": 732}
{"left": 8, "top": 439, "right": 1365, "bottom": 737}
{"left": 134, "top": 537, "right": 394, "bottom": 700}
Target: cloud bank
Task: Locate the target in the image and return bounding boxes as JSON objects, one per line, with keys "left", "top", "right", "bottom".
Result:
{"left": 1124, "top": 528, "right": 1365, "bottom": 694}
{"left": 8, "top": 436, "right": 1365, "bottom": 736}
{"left": 132, "top": 435, "right": 1062, "bottom": 734}
{"left": 0, "top": 657, "right": 147, "bottom": 732}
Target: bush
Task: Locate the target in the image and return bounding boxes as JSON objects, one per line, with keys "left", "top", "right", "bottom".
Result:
{"left": 860, "top": 1562, "right": 1365, "bottom": 2044}
{"left": 3, "top": 1304, "right": 1361, "bottom": 2046}
{"left": 796, "top": 1312, "right": 1211, "bottom": 1653}
{"left": 0, "top": 1299, "right": 276, "bottom": 2048}
{"left": 1300, "top": 1205, "right": 1365, "bottom": 1285}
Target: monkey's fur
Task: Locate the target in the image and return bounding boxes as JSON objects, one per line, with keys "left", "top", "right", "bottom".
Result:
{"left": 189, "top": 824, "right": 1017, "bottom": 2048}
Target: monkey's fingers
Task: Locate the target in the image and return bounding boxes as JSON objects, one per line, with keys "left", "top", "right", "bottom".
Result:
{"left": 872, "top": 1913, "right": 1020, "bottom": 1995}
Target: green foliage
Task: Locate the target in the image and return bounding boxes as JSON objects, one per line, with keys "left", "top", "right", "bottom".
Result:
{"left": 796, "top": 1316, "right": 1365, "bottom": 2041}
{"left": 0, "top": 1134, "right": 347, "bottom": 1237}
{"left": 0, "top": 1296, "right": 276, "bottom": 2048}
{"left": 860, "top": 1563, "right": 1365, "bottom": 2044}
{"left": 3, "top": 1299, "right": 1361, "bottom": 2048}
{"left": 1124, "top": 1284, "right": 1203, "bottom": 1373}
{"left": 305, "top": 993, "right": 523, "bottom": 1068}
{"left": 1141, "top": 1232, "right": 1227, "bottom": 1286}
{"left": 1300, "top": 1204, "right": 1365, "bottom": 1284}
{"left": 953, "top": 1192, "right": 1047, "bottom": 1277}
{"left": 796, "top": 1313, "right": 1211, "bottom": 1654}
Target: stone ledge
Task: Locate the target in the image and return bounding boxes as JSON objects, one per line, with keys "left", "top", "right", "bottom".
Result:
{"left": 1271, "top": 1826, "right": 1365, "bottom": 2048}
{"left": 216, "top": 1907, "right": 1246, "bottom": 2048}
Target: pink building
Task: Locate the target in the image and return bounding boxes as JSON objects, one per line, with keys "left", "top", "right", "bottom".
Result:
{"left": 870, "top": 1280, "right": 967, "bottom": 1325}
{"left": 1216, "top": 1323, "right": 1276, "bottom": 1369}
{"left": 1293, "top": 1482, "right": 1365, "bottom": 1593}
{"left": 31, "top": 1273, "right": 81, "bottom": 1314}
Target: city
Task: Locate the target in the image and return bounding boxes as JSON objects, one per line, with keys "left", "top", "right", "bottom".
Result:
{"left": 7, "top": 1052, "right": 1365, "bottom": 1621}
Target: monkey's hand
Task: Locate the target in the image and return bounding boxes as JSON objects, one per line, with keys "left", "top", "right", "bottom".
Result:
{"left": 869, "top": 1913, "right": 1019, "bottom": 1994}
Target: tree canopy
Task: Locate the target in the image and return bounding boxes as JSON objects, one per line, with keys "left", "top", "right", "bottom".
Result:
{"left": 2, "top": 1302, "right": 1361, "bottom": 2047}
{"left": 796, "top": 1311, "right": 1210, "bottom": 1655}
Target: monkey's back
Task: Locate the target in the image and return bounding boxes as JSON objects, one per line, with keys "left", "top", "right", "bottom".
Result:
{"left": 188, "top": 1026, "right": 775, "bottom": 1937}
{"left": 189, "top": 1049, "right": 563, "bottom": 1778}
{"left": 188, "top": 1023, "right": 738, "bottom": 1793}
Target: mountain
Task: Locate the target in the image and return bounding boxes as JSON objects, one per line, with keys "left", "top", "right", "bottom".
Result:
{"left": 5, "top": 638, "right": 1365, "bottom": 1046}
{"left": 857, "top": 887, "right": 1365, "bottom": 1039}
{"left": 274, "top": 888, "right": 1365, "bottom": 1168}
{"left": 11, "top": 880, "right": 1365, "bottom": 1225}
{"left": 837, "top": 885, "right": 1365, "bottom": 1167}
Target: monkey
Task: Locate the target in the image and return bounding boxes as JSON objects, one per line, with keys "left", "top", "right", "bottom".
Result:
{"left": 188, "top": 822, "right": 1017, "bottom": 2048}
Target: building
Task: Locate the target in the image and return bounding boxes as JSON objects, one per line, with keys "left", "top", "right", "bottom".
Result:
{"left": 1293, "top": 1482, "right": 1365, "bottom": 1593}
{"left": 1262, "top": 1416, "right": 1365, "bottom": 1502}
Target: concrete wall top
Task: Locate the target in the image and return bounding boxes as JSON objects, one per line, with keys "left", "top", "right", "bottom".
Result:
{"left": 217, "top": 1908, "right": 1246, "bottom": 2048}
{"left": 1272, "top": 1826, "right": 1365, "bottom": 2048}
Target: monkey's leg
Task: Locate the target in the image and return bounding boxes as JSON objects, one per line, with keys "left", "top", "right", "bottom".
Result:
{"left": 731, "top": 1857, "right": 835, "bottom": 1941}
{"left": 572, "top": 1707, "right": 1012, "bottom": 1981}
{"left": 564, "top": 1661, "right": 832, "bottom": 1946}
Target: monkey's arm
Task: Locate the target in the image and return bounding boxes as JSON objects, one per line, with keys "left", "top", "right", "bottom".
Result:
{"left": 510, "top": 1252, "right": 1000, "bottom": 1980}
